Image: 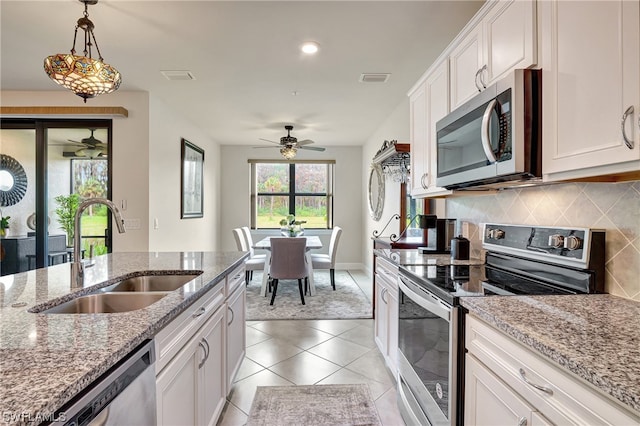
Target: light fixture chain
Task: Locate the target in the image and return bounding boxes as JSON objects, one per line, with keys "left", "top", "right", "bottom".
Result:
{"left": 71, "top": 26, "right": 79, "bottom": 55}
{"left": 89, "top": 29, "right": 104, "bottom": 62}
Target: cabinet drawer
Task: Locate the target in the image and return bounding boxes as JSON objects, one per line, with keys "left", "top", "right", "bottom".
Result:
{"left": 226, "top": 263, "right": 245, "bottom": 297}
{"left": 155, "top": 284, "right": 225, "bottom": 374}
{"left": 466, "top": 315, "right": 640, "bottom": 425}
{"left": 375, "top": 257, "right": 398, "bottom": 291}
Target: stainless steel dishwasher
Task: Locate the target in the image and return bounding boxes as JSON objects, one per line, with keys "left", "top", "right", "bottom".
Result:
{"left": 56, "top": 340, "right": 156, "bottom": 426}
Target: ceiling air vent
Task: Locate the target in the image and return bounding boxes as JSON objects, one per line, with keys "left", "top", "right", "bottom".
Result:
{"left": 161, "top": 70, "right": 196, "bottom": 81}
{"left": 359, "top": 73, "right": 390, "bottom": 83}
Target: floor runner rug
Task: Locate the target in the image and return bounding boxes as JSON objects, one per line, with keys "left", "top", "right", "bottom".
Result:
{"left": 246, "top": 270, "right": 372, "bottom": 321}
{"left": 246, "top": 384, "right": 382, "bottom": 426}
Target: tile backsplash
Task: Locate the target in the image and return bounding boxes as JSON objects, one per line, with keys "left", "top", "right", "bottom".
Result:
{"left": 446, "top": 181, "right": 640, "bottom": 301}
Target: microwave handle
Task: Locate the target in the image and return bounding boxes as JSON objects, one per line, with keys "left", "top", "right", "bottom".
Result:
{"left": 481, "top": 98, "right": 498, "bottom": 163}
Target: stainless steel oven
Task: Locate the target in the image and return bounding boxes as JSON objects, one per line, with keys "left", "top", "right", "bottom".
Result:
{"left": 397, "top": 273, "right": 458, "bottom": 426}
{"left": 396, "top": 223, "right": 605, "bottom": 426}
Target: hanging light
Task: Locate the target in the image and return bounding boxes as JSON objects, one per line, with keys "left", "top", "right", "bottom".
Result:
{"left": 280, "top": 146, "right": 297, "bottom": 160}
{"left": 43, "top": 0, "right": 121, "bottom": 103}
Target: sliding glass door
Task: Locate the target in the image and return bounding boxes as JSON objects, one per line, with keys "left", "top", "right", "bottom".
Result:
{"left": 0, "top": 119, "right": 112, "bottom": 276}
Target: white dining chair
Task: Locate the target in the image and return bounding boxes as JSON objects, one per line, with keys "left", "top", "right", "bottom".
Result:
{"left": 232, "top": 227, "right": 265, "bottom": 285}
{"left": 268, "top": 237, "right": 307, "bottom": 305}
{"left": 311, "top": 226, "right": 342, "bottom": 290}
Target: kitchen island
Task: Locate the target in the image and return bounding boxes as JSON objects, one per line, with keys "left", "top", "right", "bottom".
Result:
{"left": 0, "top": 251, "right": 248, "bottom": 425}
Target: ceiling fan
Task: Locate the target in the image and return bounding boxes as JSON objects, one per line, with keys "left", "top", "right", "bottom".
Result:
{"left": 255, "top": 125, "right": 325, "bottom": 159}
{"left": 61, "top": 129, "right": 108, "bottom": 158}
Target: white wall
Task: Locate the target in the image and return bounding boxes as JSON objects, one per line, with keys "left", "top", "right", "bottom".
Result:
{"left": 148, "top": 95, "right": 221, "bottom": 251}
{"left": 1, "top": 90, "right": 221, "bottom": 253}
{"left": 219, "top": 145, "right": 363, "bottom": 268}
{"left": 361, "top": 100, "right": 410, "bottom": 274}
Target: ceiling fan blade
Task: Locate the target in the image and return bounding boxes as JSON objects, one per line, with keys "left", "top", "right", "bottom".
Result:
{"left": 258, "top": 138, "right": 281, "bottom": 145}
{"left": 66, "top": 140, "right": 88, "bottom": 147}
{"left": 297, "top": 139, "right": 315, "bottom": 146}
{"left": 299, "top": 146, "right": 326, "bottom": 152}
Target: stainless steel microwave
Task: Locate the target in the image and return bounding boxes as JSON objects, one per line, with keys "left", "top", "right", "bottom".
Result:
{"left": 435, "top": 69, "right": 541, "bottom": 189}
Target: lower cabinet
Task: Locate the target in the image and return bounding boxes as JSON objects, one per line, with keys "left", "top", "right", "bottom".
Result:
{"left": 374, "top": 256, "right": 399, "bottom": 374}
{"left": 155, "top": 264, "right": 247, "bottom": 426}
{"left": 465, "top": 315, "right": 640, "bottom": 425}
{"left": 226, "top": 282, "right": 246, "bottom": 391}
{"left": 156, "top": 307, "right": 226, "bottom": 426}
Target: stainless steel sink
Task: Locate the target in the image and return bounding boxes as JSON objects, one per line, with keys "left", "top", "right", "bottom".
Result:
{"left": 104, "top": 274, "right": 200, "bottom": 292}
{"left": 38, "top": 293, "right": 169, "bottom": 314}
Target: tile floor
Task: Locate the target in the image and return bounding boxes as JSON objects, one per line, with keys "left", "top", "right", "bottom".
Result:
{"left": 216, "top": 269, "right": 404, "bottom": 425}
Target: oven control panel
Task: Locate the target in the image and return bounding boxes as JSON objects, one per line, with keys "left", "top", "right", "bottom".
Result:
{"left": 483, "top": 223, "right": 603, "bottom": 267}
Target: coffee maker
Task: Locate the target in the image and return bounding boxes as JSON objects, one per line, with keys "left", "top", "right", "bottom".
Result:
{"left": 418, "top": 217, "right": 457, "bottom": 254}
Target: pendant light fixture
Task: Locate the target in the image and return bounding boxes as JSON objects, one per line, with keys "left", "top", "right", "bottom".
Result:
{"left": 44, "top": 0, "right": 121, "bottom": 102}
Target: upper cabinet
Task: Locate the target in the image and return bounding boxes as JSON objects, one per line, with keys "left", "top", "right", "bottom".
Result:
{"left": 450, "top": 0, "right": 537, "bottom": 110}
{"left": 540, "top": 0, "right": 640, "bottom": 181}
{"left": 409, "top": 60, "right": 451, "bottom": 198}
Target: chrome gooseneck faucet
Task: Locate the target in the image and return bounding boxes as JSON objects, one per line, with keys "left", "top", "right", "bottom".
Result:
{"left": 71, "top": 198, "right": 126, "bottom": 287}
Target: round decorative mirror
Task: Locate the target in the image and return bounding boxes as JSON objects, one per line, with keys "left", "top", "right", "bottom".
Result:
{"left": 0, "top": 154, "right": 28, "bottom": 207}
{"left": 368, "top": 163, "right": 385, "bottom": 221}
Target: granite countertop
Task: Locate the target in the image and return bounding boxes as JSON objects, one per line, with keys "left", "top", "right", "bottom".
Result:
{"left": 0, "top": 251, "right": 248, "bottom": 425}
{"left": 461, "top": 294, "right": 640, "bottom": 415}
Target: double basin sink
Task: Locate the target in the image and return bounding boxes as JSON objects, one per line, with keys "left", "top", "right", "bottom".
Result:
{"left": 33, "top": 273, "right": 201, "bottom": 314}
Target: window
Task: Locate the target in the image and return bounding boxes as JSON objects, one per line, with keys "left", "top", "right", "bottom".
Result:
{"left": 250, "top": 160, "right": 334, "bottom": 229}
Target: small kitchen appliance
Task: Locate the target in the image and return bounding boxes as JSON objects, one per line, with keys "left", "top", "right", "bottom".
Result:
{"left": 397, "top": 223, "right": 605, "bottom": 426}
{"left": 436, "top": 68, "right": 541, "bottom": 190}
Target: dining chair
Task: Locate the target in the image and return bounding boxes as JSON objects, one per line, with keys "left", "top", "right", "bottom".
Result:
{"left": 311, "top": 226, "right": 342, "bottom": 290}
{"left": 268, "top": 237, "right": 307, "bottom": 305}
{"left": 232, "top": 227, "right": 265, "bottom": 285}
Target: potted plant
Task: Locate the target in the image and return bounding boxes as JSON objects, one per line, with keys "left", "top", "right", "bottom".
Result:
{"left": 0, "top": 210, "right": 10, "bottom": 237}
{"left": 279, "top": 214, "right": 306, "bottom": 237}
{"left": 54, "top": 194, "right": 80, "bottom": 246}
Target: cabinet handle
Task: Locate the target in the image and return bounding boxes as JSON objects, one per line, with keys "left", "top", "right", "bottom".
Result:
{"left": 421, "top": 173, "right": 429, "bottom": 190}
{"left": 621, "top": 105, "right": 635, "bottom": 149}
{"left": 517, "top": 417, "right": 527, "bottom": 426}
{"left": 228, "top": 306, "right": 235, "bottom": 325}
{"left": 519, "top": 368, "right": 553, "bottom": 395}
{"left": 474, "top": 68, "right": 483, "bottom": 92}
{"left": 192, "top": 306, "right": 206, "bottom": 318}
{"left": 198, "top": 340, "right": 207, "bottom": 369}
{"left": 479, "top": 64, "right": 488, "bottom": 89}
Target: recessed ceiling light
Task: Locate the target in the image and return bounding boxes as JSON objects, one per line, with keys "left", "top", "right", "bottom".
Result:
{"left": 301, "top": 41, "right": 319, "bottom": 55}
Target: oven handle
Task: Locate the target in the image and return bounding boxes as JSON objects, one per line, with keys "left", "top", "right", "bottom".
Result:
{"left": 481, "top": 98, "right": 499, "bottom": 164}
{"left": 399, "top": 277, "right": 451, "bottom": 321}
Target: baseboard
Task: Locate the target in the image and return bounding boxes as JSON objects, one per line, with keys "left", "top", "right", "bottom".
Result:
{"left": 335, "top": 262, "right": 365, "bottom": 271}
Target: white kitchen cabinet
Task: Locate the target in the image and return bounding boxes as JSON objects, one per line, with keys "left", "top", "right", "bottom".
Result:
{"left": 374, "top": 256, "right": 398, "bottom": 374}
{"left": 408, "top": 60, "right": 451, "bottom": 198}
{"left": 540, "top": 0, "right": 640, "bottom": 181}
{"left": 465, "top": 354, "right": 552, "bottom": 426}
{"left": 156, "top": 306, "right": 226, "bottom": 426}
{"left": 450, "top": 0, "right": 537, "bottom": 110}
{"left": 226, "top": 282, "right": 246, "bottom": 391}
{"left": 465, "top": 315, "right": 640, "bottom": 425}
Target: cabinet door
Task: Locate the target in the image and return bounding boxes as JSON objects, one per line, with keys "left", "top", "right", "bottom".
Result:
{"left": 156, "top": 334, "right": 201, "bottom": 426}
{"left": 424, "top": 60, "right": 452, "bottom": 196}
{"left": 386, "top": 284, "right": 399, "bottom": 375}
{"left": 200, "top": 307, "right": 226, "bottom": 426}
{"left": 449, "top": 25, "right": 483, "bottom": 110}
{"left": 226, "top": 284, "right": 246, "bottom": 392}
{"left": 483, "top": 0, "right": 537, "bottom": 85}
{"left": 409, "top": 82, "right": 429, "bottom": 197}
{"left": 374, "top": 274, "right": 388, "bottom": 356}
{"left": 542, "top": 0, "right": 640, "bottom": 179}
{"left": 465, "top": 355, "right": 550, "bottom": 426}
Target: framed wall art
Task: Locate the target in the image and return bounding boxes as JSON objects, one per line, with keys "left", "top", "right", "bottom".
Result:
{"left": 181, "top": 138, "right": 204, "bottom": 218}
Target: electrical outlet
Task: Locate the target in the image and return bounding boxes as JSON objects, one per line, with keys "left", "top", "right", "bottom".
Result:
{"left": 124, "top": 218, "right": 141, "bottom": 230}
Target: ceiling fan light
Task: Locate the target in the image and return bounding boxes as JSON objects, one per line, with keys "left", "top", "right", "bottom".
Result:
{"left": 301, "top": 41, "right": 319, "bottom": 55}
{"left": 280, "top": 146, "right": 297, "bottom": 160}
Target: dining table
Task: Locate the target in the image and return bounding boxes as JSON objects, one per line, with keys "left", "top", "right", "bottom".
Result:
{"left": 253, "top": 235, "right": 323, "bottom": 297}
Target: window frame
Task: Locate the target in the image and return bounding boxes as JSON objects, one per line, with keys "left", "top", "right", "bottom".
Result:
{"left": 249, "top": 159, "right": 335, "bottom": 229}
